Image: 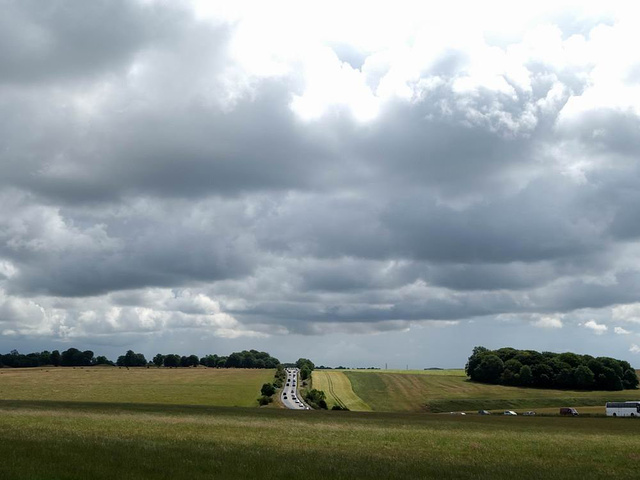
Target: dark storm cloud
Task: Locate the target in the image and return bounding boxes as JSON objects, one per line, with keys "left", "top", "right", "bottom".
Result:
{"left": 1, "top": 1, "right": 640, "bottom": 352}
{"left": 0, "top": 196, "right": 257, "bottom": 297}
{"left": 0, "top": 0, "right": 188, "bottom": 84}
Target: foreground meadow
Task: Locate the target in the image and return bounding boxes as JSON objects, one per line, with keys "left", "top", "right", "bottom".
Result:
{"left": 2, "top": 400, "right": 640, "bottom": 480}
{"left": 0, "top": 366, "right": 273, "bottom": 407}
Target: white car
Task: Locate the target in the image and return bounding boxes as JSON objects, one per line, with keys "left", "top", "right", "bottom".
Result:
{"left": 503, "top": 410, "right": 518, "bottom": 416}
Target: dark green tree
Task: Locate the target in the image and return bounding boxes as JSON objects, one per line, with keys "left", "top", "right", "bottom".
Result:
{"left": 623, "top": 369, "right": 640, "bottom": 389}
{"left": 261, "top": 383, "right": 276, "bottom": 396}
{"left": 296, "top": 358, "right": 315, "bottom": 370}
{"left": 519, "top": 365, "right": 533, "bottom": 386}
{"left": 472, "top": 354, "right": 504, "bottom": 384}
{"left": 153, "top": 354, "right": 165, "bottom": 367}
{"left": 95, "top": 356, "right": 113, "bottom": 366}
{"left": 300, "top": 365, "right": 312, "bottom": 380}
{"left": 50, "top": 350, "right": 61, "bottom": 367}
{"left": 163, "top": 354, "right": 180, "bottom": 368}
{"left": 574, "top": 365, "right": 595, "bottom": 389}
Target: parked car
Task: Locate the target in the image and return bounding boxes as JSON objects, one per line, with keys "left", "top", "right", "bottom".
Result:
{"left": 478, "top": 410, "right": 491, "bottom": 415}
{"left": 503, "top": 410, "right": 517, "bottom": 416}
{"left": 560, "top": 407, "right": 579, "bottom": 416}
{"left": 523, "top": 411, "right": 536, "bottom": 416}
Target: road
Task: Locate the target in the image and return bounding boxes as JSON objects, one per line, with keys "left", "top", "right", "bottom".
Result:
{"left": 280, "top": 368, "right": 309, "bottom": 410}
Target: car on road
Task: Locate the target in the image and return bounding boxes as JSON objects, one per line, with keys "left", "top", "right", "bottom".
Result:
{"left": 478, "top": 410, "right": 491, "bottom": 415}
{"left": 523, "top": 411, "right": 536, "bottom": 416}
{"left": 560, "top": 407, "right": 579, "bottom": 416}
{"left": 503, "top": 410, "right": 517, "bottom": 416}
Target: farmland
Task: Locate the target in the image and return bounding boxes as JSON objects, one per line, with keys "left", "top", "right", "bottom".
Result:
{"left": 344, "top": 370, "right": 635, "bottom": 412}
{"left": 310, "top": 369, "right": 634, "bottom": 413}
{"left": 2, "top": 399, "right": 640, "bottom": 479}
{"left": 2, "top": 367, "right": 640, "bottom": 478}
{"left": 0, "top": 366, "right": 273, "bottom": 407}
{"left": 312, "top": 370, "right": 372, "bottom": 410}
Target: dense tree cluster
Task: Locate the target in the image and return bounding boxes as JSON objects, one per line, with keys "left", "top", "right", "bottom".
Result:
{"left": 150, "top": 350, "right": 280, "bottom": 368}
{"left": 296, "top": 358, "right": 314, "bottom": 380}
{"left": 116, "top": 350, "right": 147, "bottom": 367}
{"left": 466, "top": 346, "right": 639, "bottom": 391}
{"left": 1, "top": 347, "right": 281, "bottom": 370}
{"left": 0, "top": 348, "right": 109, "bottom": 368}
{"left": 199, "top": 350, "right": 280, "bottom": 369}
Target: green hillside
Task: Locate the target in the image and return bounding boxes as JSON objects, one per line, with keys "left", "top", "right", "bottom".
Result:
{"left": 343, "top": 371, "right": 633, "bottom": 412}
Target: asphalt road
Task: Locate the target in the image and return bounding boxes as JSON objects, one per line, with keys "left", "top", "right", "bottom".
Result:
{"left": 280, "top": 368, "right": 309, "bottom": 410}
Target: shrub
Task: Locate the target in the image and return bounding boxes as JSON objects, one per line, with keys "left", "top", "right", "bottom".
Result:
{"left": 261, "top": 383, "right": 276, "bottom": 397}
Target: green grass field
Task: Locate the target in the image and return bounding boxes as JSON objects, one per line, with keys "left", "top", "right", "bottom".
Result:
{"left": 312, "top": 370, "right": 372, "bottom": 411}
{"left": 0, "top": 366, "right": 273, "bottom": 407}
{"left": 344, "top": 371, "right": 634, "bottom": 412}
{"left": 2, "top": 400, "right": 640, "bottom": 479}
{"left": 346, "top": 368, "right": 467, "bottom": 376}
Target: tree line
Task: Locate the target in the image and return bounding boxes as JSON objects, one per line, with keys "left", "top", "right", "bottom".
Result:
{"left": 0, "top": 348, "right": 280, "bottom": 369}
{"left": 0, "top": 348, "right": 112, "bottom": 368}
{"left": 153, "top": 350, "right": 280, "bottom": 369}
{"left": 466, "top": 346, "right": 639, "bottom": 391}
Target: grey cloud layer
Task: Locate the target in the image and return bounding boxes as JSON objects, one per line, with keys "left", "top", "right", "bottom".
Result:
{"left": 1, "top": 2, "right": 640, "bottom": 346}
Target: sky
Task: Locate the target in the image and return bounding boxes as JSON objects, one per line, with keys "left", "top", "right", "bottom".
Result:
{"left": 2, "top": 0, "right": 640, "bottom": 368}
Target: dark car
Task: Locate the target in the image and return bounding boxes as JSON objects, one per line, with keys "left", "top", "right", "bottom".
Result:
{"left": 478, "top": 410, "right": 491, "bottom": 415}
{"left": 560, "top": 407, "right": 579, "bottom": 416}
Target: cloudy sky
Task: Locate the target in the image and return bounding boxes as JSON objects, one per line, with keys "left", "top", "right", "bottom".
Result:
{"left": 2, "top": 0, "right": 640, "bottom": 367}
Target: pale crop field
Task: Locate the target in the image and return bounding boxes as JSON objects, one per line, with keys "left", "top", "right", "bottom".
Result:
{"left": 312, "top": 370, "right": 371, "bottom": 411}
{"left": 0, "top": 366, "right": 274, "bottom": 407}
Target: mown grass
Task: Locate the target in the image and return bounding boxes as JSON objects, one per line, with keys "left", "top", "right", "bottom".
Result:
{"left": 2, "top": 400, "right": 640, "bottom": 479}
{"left": 344, "top": 371, "right": 634, "bottom": 413}
{"left": 0, "top": 367, "right": 274, "bottom": 407}
{"left": 312, "top": 370, "right": 372, "bottom": 411}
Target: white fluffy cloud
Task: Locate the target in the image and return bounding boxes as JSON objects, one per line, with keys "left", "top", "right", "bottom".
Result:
{"left": 533, "top": 315, "right": 564, "bottom": 329}
{"left": 612, "top": 304, "right": 640, "bottom": 324}
{"left": 614, "top": 326, "right": 631, "bottom": 335}
{"left": 583, "top": 320, "right": 608, "bottom": 335}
